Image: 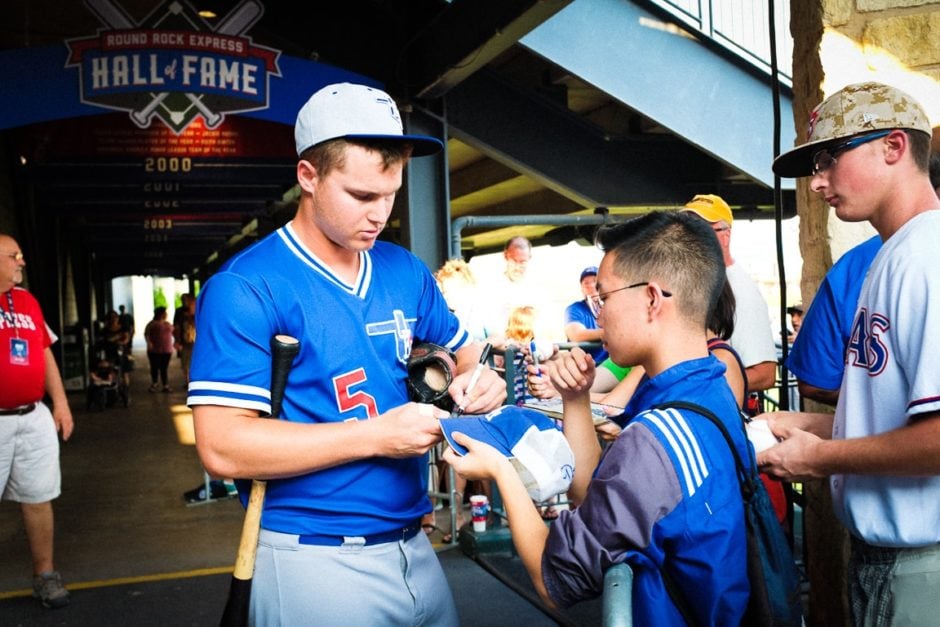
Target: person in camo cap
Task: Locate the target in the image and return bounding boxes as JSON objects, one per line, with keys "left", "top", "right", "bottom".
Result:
{"left": 761, "top": 81, "right": 940, "bottom": 625}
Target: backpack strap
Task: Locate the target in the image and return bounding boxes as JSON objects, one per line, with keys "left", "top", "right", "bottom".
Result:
{"left": 651, "top": 400, "right": 758, "bottom": 626}
{"left": 706, "top": 338, "right": 750, "bottom": 411}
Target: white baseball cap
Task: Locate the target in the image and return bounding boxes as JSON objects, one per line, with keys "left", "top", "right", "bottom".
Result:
{"left": 294, "top": 82, "right": 443, "bottom": 157}
{"left": 441, "top": 405, "right": 575, "bottom": 502}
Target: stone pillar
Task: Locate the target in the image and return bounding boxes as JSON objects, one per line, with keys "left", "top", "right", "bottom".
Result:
{"left": 786, "top": 1, "right": 940, "bottom": 625}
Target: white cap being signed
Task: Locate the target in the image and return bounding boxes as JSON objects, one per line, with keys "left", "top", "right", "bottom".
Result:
{"left": 442, "top": 405, "right": 575, "bottom": 502}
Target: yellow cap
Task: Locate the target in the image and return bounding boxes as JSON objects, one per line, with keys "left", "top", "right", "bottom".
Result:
{"left": 682, "top": 194, "right": 733, "bottom": 225}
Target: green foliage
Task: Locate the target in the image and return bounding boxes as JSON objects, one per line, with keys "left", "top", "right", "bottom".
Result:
{"left": 153, "top": 286, "right": 168, "bottom": 309}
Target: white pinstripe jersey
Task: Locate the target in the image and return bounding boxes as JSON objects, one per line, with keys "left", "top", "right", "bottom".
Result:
{"left": 832, "top": 210, "right": 940, "bottom": 547}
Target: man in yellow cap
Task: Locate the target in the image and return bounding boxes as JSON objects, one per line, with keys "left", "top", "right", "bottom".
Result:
{"left": 682, "top": 194, "right": 778, "bottom": 399}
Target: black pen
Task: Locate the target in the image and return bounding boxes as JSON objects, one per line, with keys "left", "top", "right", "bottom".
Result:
{"left": 455, "top": 343, "right": 492, "bottom": 415}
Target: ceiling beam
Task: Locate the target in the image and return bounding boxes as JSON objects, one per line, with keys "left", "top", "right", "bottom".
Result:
{"left": 446, "top": 70, "right": 720, "bottom": 208}
{"left": 405, "top": 0, "right": 573, "bottom": 99}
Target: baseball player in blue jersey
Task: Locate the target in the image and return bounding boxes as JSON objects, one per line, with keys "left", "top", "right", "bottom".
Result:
{"left": 188, "top": 82, "right": 505, "bottom": 626}
{"left": 563, "top": 266, "right": 607, "bottom": 363}
{"left": 763, "top": 82, "right": 940, "bottom": 625}
{"left": 786, "top": 235, "right": 881, "bottom": 406}
{"left": 445, "top": 211, "right": 751, "bottom": 625}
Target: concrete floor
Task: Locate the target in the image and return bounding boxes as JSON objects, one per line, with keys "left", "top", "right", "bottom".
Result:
{"left": 0, "top": 349, "right": 246, "bottom": 592}
{"left": 0, "top": 346, "right": 604, "bottom": 626}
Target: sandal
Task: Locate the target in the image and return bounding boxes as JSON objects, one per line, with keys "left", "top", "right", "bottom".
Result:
{"left": 421, "top": 522, "right": 454, "bottom": 543}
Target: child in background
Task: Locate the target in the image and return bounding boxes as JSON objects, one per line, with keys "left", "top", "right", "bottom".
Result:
{"left": 504, "top": 305, "right": 537, "bottom": 406}
{"left": 505, "top": 305, "right": 561, "bottom": 519}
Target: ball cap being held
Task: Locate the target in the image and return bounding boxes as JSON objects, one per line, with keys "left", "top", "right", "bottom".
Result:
{"left": 441, "top": 405, "right": 575, "bottom": 502}
{"left": 294, "top": 82, "right": 444, "bottom": 157}
{"left": 773, "top": 82, "right": 932, "bottom": 178}
{"left": 683, "top": 194, "right": 733, "bottom": 225}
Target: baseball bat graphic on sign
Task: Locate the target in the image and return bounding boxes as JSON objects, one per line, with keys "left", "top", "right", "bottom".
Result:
{"left": 84, "top": 0, "right": 264, "bottom": 126}
{"left": 219, "top": 334, "right": 300, "bottom": 627}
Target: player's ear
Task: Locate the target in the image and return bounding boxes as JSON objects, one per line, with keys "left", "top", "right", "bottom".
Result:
{"left": 882, "top": 129, "right": 907, "bottom": 166}
{"left": 645, "top": 281, "right": 669, "bottom": 316}
{"left": 296, "top": 159, "right": 319, "bottom": 192}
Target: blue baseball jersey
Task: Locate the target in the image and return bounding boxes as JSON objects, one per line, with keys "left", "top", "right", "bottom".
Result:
{"left": 188, "top": 224, "right": 470, "bottom": 536}
{"left": 564, "top": 299, "right": 608, "bottom": 362}
{"left": 787, "top": 235, "right": 881, "bottom": 390}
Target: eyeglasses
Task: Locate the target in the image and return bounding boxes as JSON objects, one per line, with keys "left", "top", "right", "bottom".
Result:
{"left": 3, "top": 252, "right": 24, "bottom": 262}
{"left": 590, "top": 281, "right": 673, "bottom": 311}
{"left": 811, "top": 130, "right": 891, "bottom": 175}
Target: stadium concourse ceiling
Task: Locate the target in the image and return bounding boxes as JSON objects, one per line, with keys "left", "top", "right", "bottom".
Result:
{"left": 2, "top": 0, "right": 793, "bottom": 280}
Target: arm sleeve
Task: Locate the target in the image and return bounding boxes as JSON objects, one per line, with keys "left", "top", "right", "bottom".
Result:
{"left": 541, "top": 423, "right": 682, "bottom": 607}
{"left": 892, "top": 259, "right": 940, "bottom": 418}
{"left": 786, "top": 278, "right": 846, "bottom": 390}
{"left": 564, "top": 301, "right": 590, "bottom": 327}
{"left": 43, "top": 322, "right": 56, "bottom": 348}
{"left": 727, "top": 265, "right": 778, "bottom": 367}
{"left": 187, "top": 273, "right": 281, "bottom": 413}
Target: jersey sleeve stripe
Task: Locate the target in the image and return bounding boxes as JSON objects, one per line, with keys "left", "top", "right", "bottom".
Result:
{"left": 443, "top": 327, "right": 471, "bottom": 352}
{"left": 908, "top": 395, "right": 940, "bottom": 412}
{"left": 189, "top": 380, "right": 270, "bottom": 399}
{"left": 186, "top": 394, "right": 270, "bottom": 414}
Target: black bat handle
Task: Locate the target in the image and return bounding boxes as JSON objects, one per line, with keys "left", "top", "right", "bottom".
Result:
{"left": 219, "top": 334, "right": 299, "bottom": 627}
{"left": 269, "top": 334, "right": 300, "bottom": 418}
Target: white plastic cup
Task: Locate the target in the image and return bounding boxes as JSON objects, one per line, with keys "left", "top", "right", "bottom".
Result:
{"left": 470, "top": 494, "right": 489, "bottom": 532}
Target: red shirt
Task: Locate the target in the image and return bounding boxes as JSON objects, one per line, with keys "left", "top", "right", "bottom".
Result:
{"left": 0, "top": 287, "right": 51, "bottom": 408}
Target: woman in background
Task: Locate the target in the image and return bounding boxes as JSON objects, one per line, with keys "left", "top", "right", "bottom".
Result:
{"left": 144, "top": 306, "right": 174, "bottom": 392}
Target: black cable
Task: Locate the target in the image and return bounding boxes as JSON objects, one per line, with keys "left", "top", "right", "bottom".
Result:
{"left": 768, "top": 0, "right": 790, "bottom": 411}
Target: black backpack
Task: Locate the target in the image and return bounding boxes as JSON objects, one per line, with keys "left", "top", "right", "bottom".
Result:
{"left": 655, "top": 401, "right": 803, "bottom": 627}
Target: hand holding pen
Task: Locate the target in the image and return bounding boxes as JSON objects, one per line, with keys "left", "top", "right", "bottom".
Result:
{"left": 529, "top": 340, "right": 542, "bottom": 378}
{"left": 454, "top": 343, "right": 492, "bottom": 416}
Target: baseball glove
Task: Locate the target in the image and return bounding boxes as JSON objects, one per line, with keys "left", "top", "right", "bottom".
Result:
{"left": 407, "top": 342, "right": 457, "bottom": 410}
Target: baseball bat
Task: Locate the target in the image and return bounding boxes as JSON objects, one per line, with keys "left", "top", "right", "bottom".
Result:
{"left": 131, "top": 92, "right": 171, "bottom": 126}
{"left": 185, "top": 93, "right": 223, "bottom": 128}
{"left": 219, "top": 334, "right": 300, "bottom": 627}
{"left": 84, "top": 0, "right": 134, "bottom": 29}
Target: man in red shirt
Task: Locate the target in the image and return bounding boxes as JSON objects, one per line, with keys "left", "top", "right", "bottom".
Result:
{"left": 0, "top": 233, "right": 74, "bottom": 609}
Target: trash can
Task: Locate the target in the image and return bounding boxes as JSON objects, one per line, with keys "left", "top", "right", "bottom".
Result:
{"left": 62, "top": 325, "right": 89, "bottom": 391}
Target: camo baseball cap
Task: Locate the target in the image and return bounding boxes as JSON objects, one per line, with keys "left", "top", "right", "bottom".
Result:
{"left": 773, "top": 82, "right": 932, "bottom": 177}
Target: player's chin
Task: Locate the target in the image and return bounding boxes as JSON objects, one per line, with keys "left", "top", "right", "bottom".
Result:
{"left": 345, "top": 234, "right": 379, "bottom": 250}
{"left": 356, "top": 230, "right": 384, "bottom": 246}
{"left": 833, "top": 206, "right": 866, "bottom": 223}
{"left": 605, "top": 349, "right": 631, "bottom": 369}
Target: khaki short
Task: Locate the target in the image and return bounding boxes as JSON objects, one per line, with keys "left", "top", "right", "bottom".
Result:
{"left": 0, "top": 403, "right": 62, "bottom": 503}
